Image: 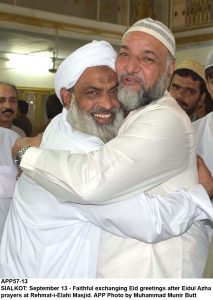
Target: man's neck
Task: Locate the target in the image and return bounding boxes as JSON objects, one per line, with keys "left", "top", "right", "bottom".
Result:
{"left": 190, "top": 112, "right": 198, "bottom": 122}
{"left": 0, "top": 122, "right": 12, "bottom": 129}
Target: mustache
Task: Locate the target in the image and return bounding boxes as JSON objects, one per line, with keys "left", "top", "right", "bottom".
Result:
{"left": 119, "top": 72, "right": 145, "bottom": 86}
{"left": 89, "top": 107, "right": 120, "bottom": 115}
{"left": 176, "top": 99, "right": 188, "bottom": 108}
{"left": 2, "top": 108, "right": 15, "bottom": 114}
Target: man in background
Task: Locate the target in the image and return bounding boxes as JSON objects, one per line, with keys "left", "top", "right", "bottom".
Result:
{"left": 0, "top": 127, "right": 19, "bottom": 240}
{"left": 32, "top": 94, "right": 62, "bottom": 135}
{"left": 13, "top": 100, "right": 33, "bottom": 137}
{"left": 169, "top": 60, "right": 208, "bottom": 121}
{"left": 192, "top": 50, "right": 213, "bottom": 278}
{"left": 0, "top": 82, "right": 25, "bottom": 136}
{"left": 0, "top": 82, "right": 22, "bottom": 235}
{"left": 194, "top": 51, "right": 213, "bottom": 177}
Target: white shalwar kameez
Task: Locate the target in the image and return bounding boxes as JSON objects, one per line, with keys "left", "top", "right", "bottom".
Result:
{"left": 193, "top": 112, "right": 213, "bottom": 241}
{"left": 1, "top": 108, "right": 212, "bottom": 278}
{"left": 193, "top": 112, "right": 213, "bottom": 175}
{"left": 0, "top": 128, "right": 19, "bottom": 240}
{"left": 20, "top": 92, "right": 212, "bottom": 278}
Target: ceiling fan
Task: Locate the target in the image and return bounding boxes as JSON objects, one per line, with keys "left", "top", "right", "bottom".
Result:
{"left": 48, "top": 50, "right": 63, "bottom": 73}
{"left": 48, "top": 50, "right": 57, "bottom": 73}
{"left": 0, "top": 52, "right": 10, "bottom": 64}
{"left": 0, "top": 56, "right": 9, "bottom": 62}
{"left": 48, "top": 28, "right": 64, "bottom": 73}
{"left": 0, "top": 28, "right": 64, "bottom": 72}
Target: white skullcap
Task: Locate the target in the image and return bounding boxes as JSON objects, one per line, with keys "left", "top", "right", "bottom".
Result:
{"left": 122, "top": 18, "right": 176, "bottom": 57}
{"left": 205, "top": 50, "right": 213, "bottom": 70}
{"left": 175, "top": 60, "right": 205, "bottom": 81}
{"left": 55, "top": 40, "right": 117, "bottom": 102}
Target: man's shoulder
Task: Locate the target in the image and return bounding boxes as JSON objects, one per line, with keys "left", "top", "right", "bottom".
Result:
{"left": 151, "top": 92, "right": 191, "bottom": 124}
{"left": 11, "top": 124, "right": 26, "bottom": 137}
{"left": 119, "top": 92, "right": 192, "bottom": 134}
{"left": 194, "top": 112, "right": 213, "bottom": 128}
{"left": 41, "top": 111, "right": 103, "bottom": 151}
{"left": 128, "top": 92, "right": 188, "bottom": 120}
{"left": 0, "top": 126, "right": 20, "bottom": 140}
{"left": 193, "top": 112, "right": 213, "bottom": 139}
{"left": 156, "top": 91, "right": 183, "bottom": 111}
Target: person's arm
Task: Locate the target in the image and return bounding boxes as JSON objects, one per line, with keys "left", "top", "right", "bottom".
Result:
{"left": 0, "top": 166, "right": 17, "bottom": 199}
{"left": 197, "top": 155, "right": 213, "bottom": 197}
{"left": 73, "top": 184, "right": 213, "bottom": 243}
{"left": 19, "top": 104, "right": 192, "bottom": 204}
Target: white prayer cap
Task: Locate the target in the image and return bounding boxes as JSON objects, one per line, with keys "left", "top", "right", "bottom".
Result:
{"left": 55, "top": 40, "right": 117, "bottom": 102}
{"left": 205, "top": 50, "right": 213, "bottom": 70}
{"left": 175, "top": 60, "right": 205, "bottom": 81}
{"left": 122, "top": 18, "right": 176, "bottom": 58}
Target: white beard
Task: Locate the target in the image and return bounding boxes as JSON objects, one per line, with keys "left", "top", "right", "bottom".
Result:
{"left": 66, "top": 96, "right": 124, "bottom": 143}
{"left": 118, "top": 72, "right": 168, "bottom": 110}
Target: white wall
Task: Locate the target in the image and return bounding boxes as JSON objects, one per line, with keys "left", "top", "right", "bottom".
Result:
{"left": 0, "top": 68, "right": 55, "bottom": 89}
{"left": 176, "top": 44, "right": 213, "bottom": 66}
{"left": 0, "top": 70, "right": 55, "bottom": 89}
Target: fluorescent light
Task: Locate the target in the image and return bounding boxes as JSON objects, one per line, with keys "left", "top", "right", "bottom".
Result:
{"left": 6, "top": 53, "right": 52, "bottom": 73}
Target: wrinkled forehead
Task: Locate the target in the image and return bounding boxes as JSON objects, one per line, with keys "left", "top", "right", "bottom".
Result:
{"left": 172, "top": 73, "right": 201, "bottom": 87}
{"left": 119, "top": 32, "right": 170, "bottom": 67}
{"left": 121, "top": 31, "right": 169, "bottom": 54}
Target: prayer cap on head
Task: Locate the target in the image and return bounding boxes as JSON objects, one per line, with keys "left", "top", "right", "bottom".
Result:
{"left": 205, "top": 50, "right": 213, "bottom": 70}
{"left": 55, "top": 40, "right": 117, "bottom": 102}
{"left": 175, "top": 60, "right": 205, "bottom": 81}
{"left": 122, "top": 18, "right": 176, "bottom": 57}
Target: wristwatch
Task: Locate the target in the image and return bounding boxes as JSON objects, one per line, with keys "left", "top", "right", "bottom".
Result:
{"left": 14, "top": 146, "right": 31, "bottom": 169}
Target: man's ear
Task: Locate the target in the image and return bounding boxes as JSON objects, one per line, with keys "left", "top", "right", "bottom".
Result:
{"left": 60, "top": 88, "right": 72, "bottom": 109}
{"left": 166, "top": 59, "right": 175, "bottom": 88}
{"left": 198, "top": 92, "right": 206, "bottom": 107}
